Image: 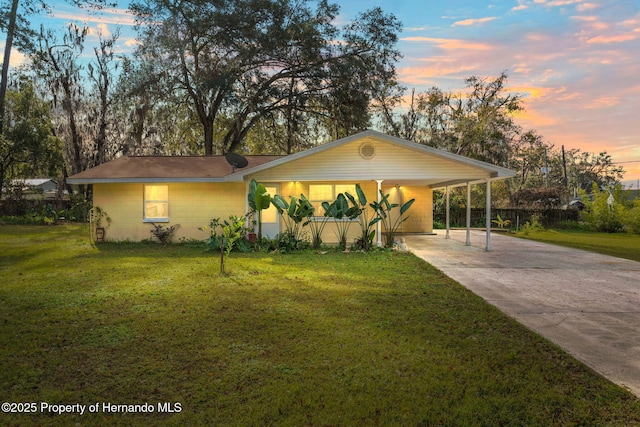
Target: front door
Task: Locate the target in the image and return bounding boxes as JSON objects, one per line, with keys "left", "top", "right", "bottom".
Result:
{"left": 260, "top": 185, "right": 280, "bottom": 238}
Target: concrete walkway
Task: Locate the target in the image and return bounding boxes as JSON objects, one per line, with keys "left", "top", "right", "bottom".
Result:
{"left": 404, "top": 230, "right": 640, "bottom": 397}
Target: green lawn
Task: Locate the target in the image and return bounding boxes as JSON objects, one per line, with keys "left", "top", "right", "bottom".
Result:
{"left": 1, "top": 224, "right": 639, "bottom": 426}
{"left": 516, "top": 229, "right": 640, "bottom": 262}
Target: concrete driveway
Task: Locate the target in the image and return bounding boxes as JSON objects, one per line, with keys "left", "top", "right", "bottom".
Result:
{"left": 404, "top": 230, "right": 640, "bottom": 397}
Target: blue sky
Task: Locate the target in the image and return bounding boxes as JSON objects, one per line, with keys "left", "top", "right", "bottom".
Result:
{"left": 3, "top": 0, "right": 640, "bottom": 186}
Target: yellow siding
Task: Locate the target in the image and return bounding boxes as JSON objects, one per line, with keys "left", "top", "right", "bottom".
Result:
{"left": 399, "top": 186, "right": 433, "bottom": 233}
{"left": 92, "top": 180, "right": 433, "bottom": 243}
{"left": 268, "top": 181, "right": 432, "bottom": 245}
{"left": 93, "top": 182, "right": 246, "bottom": 242}
{"left": 249, "top": 136, "right": 489, "bottom": 182}
{"left": 93, "top": 183, "right": 145, "bottom": 241}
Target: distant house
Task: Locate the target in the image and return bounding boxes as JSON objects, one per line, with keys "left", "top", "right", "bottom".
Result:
{"left": 67, "top": 130, "right": 516, "bottom": 244}
{"left": 6, "top": 179, "right": 59, "bottom": 199}
{"left": 561, "top": 198, "right": 586, "bottom": 211}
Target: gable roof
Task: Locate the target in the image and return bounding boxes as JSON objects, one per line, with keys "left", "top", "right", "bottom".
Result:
{"left": 66, "top": 130, "right": 516, "bottom": 186}
{"left": 66, "top": 155, "right": 284, "bottom": 184}
{"left": 229, "top": 130, "right": 516, "bottom": 187}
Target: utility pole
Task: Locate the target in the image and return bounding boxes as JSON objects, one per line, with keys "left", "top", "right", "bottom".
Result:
{"left": 544, "top": 147, "right": 549, "bottom": 187}
{"left": 562, "top": 145, "right": 568, "bottom": 189}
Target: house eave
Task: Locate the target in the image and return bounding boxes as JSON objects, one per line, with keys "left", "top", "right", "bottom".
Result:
{"left": 66, "top": 177, "right": 228, "bottom": 185}
{"left": 431, "top": 174, "right": 516, "bottom": 190}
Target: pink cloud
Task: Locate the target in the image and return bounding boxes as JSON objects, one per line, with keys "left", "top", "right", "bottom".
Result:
{"left": 452, "top": 17, "right": 497, "bottom": 27}
{"left": 87, "top": 23, "right": 111, "bottom": 37}
{"left": 586, "top": 33, "right": 638, "bottom": 44}
{"left": 398, "top": 64, "right": 478, "bottom": 86}
{"left": 51, "top": 7, "right": 137, "bottom": 27}
{"left": 124, "top": 38, "right": 141, "bottom": 47}
{"left": 2, "top": 45, "right": 27, "bottom": 67}
{"left": 401, "top": 36, "right": 493, "bottom": 51}
{"left": 513, "top": 108, "right": 559, "bottom": 127}
{"left": 534, "top": 0, "right": 583, "bottom": 6}
{"left": 576, "top": 3, "right": 600, "bottom": 12}
{"left": 584, "top": 96, "right": 620, "bottom": 109}
{"left": 571, "top": 15, "right": 610, "bottom": 31}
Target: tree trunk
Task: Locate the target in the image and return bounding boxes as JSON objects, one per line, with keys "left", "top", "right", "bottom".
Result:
{"left": 203, "top": 119, "right": 214, "bottom": 156}
{"left": 0, "top": 0, "right": 19, "bottom": 135}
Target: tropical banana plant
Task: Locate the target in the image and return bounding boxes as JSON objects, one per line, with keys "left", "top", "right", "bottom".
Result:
{"left": 371, "top": 191, "right": 415, "bottom": 248}
{"left": 272, "top": 194, "right": 314, "bottom": 241}
{"left": 492, "top": 214, "right": 512, "bottom": 229}
{"left": 322, "top": 193, "right": 360, "bottom": 249}
{"left": 247, "top": 179, "right": 271, "bottom": 242}
{"left": 300, "top": 194, "right": 328, "bottom": 249}
{"left": 345, "top": 184, "right": 380, "bottom": 250}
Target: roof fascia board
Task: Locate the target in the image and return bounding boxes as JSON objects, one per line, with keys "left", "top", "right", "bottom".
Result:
{"left": 431, "top": 177, "right": 504, "bottom": 190}
{"left": 66, "top": 177, "right": 227, "bottom": 185}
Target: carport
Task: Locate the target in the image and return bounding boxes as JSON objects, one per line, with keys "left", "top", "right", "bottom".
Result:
{"left": 433, "top": 177, "right": 514, "bottom": 251}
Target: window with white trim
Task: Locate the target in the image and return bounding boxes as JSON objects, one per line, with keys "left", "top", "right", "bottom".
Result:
{"left": 144, "top": 185, "right": 169, "bottom": 222}
{"left": 308, "top": 184, "right": 356, "bottom": 217}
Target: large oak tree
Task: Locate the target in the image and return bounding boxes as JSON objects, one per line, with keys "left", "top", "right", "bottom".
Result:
{"left": 130, "top": 0, "right": 401, "bottom": 155}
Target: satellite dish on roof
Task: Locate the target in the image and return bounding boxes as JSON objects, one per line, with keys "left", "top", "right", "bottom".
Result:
{"left": 225, "top": 152, "right": 249, "bottom": 172}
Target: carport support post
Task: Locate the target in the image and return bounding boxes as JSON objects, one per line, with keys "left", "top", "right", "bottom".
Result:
{"left": 485, "top": 179, "right": 492, "bottom": 251}
{"left": 245, "top": 180, "right": 253, "bottom": 233}
{"left": 445, "top": 186, "right": 450, "bottom": 239}
{"left": 466, "top": 182, "right": 471, "bottom": 246}
{"left": 376, "top": 180, "right": 383, "bottom": 247}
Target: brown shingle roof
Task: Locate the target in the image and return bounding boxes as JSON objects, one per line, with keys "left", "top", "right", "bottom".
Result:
{"left": 67, "top": 155, "right": 285, "bottom": 183}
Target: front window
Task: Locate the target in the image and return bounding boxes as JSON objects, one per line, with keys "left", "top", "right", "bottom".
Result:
{"left": 308, "top": 184, "right": 356, "bottom": 217}
{"left": 144, "top": 185, "right": 169, "bottom": 222}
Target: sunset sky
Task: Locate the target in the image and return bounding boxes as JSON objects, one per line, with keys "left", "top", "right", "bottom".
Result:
{"left": 3, "top": 0, "right": 639, "bottom": 187}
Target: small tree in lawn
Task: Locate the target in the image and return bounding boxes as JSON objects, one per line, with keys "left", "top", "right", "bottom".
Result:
{"left": 219, "top": 216, "right": 246, "bottom": 275}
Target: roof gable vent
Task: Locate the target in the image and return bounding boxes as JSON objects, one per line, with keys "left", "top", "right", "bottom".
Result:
{"left": 359, "top": 143, "right": 376, "bottom": 160}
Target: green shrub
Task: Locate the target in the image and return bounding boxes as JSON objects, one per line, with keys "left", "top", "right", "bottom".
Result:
{"left": 520, "top": 214, "right": 545, "bottom": 235}
{"left": 580, "top": 185, "right": 626, "bottom": 233}
{"left": 271, "top": 230, "right": 310, "bottom": 253}
{"left": 149, "top": 223, "right": 179, "bottom": 244}
{"left": 1, "top": 204, "right": 59, "bottom": 225}
{"left": 66, "top": 194, "right": 92, "bottom": 222}
{"left": 625, "top": 200, "right": 640, "bottom": 234}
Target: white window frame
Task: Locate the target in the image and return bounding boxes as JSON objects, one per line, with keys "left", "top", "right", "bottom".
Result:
{"left": 143, "top": 184, "right": 169, "bottom": 223}
{"left": 308, "top": 183, "right": 358, "bottom": 220}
